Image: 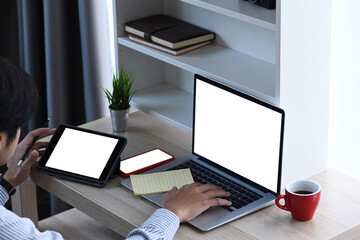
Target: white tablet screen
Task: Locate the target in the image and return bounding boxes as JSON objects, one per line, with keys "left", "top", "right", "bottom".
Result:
{"left": 45, "top": 128, "right": 119, "bottom": 179}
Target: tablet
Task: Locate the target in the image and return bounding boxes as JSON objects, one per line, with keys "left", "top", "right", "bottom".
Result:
{"left": 37, "top": 124, "right": 127, "bottom": 187}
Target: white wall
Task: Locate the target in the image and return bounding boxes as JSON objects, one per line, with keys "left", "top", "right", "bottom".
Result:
{"left": 329, "top": 1, "right": 360, "bottom": 181}
{"left": 279, "top": 0, "right": 332, "bottom": 186}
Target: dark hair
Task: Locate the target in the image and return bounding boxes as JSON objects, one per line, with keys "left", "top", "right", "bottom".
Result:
{"left": 0, "top": 57, "right": 38, "bottom": 146}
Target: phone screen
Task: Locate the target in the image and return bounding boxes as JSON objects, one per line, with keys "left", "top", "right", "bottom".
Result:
{"left": 120, "top": 149, "right": 174, "bottom": 174}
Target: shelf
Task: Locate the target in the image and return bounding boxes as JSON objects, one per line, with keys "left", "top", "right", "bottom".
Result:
{"left": 180, "top": 0, "right": 276, "bottom": 31}
{"left": 118, "top": 37, "right": 276, "bottom": 100}
{"left": 131, "top": 83, "right": 193, "bottom": 132}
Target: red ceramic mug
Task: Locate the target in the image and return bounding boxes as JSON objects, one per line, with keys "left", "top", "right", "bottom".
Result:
{"left": 275, "top": 180, "right": 321, "bottom": 221}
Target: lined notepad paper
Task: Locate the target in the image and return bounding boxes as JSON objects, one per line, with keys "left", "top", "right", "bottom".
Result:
{"left": 130, "top": 168, "right": 194, "bottom": 195}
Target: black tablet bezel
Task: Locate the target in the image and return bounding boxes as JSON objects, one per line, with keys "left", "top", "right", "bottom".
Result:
{"left": 37, "top": 124, "right": 127, "bottom": 187}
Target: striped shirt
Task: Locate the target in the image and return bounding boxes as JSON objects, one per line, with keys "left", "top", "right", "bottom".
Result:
{"left": 0, "top": 187, "right": 179, "bottom": 239}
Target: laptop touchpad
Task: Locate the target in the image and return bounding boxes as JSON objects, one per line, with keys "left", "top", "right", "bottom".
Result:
{"left": 189, "top": 206, "right": 228, "bottom": 228}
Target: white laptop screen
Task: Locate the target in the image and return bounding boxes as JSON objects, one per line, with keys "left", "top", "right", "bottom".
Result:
{"left": 193, "top": 76, "right": 284, "bottom": 193}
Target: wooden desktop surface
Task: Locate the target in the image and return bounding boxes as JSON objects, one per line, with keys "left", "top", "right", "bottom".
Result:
{"left": 28, "top": 111, "right": 360, "bottom": 239}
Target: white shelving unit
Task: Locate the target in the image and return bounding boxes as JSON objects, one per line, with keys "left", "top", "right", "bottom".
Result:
{"left": 130, "top": 83, "right": 193, "bottom": 132}
{"left": 118, "top": 37, "right": 276, "bottom": 99}
{"left": 180, "top": 0, "right": 276, "bottom": 30}
{"left": 114, "top": 0, "right": 333, "bottom": 188}
{"left": 116, "top": 0, "right": 277, "bottom": 132}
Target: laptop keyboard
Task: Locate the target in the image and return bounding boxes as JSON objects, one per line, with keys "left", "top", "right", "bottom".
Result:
{"left": 169, "top": 160, "right": 263, "bottom": 212}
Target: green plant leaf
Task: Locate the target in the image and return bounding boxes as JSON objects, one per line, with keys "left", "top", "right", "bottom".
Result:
{"left": 103, "top": 67, "right": 136, "bottom": 110}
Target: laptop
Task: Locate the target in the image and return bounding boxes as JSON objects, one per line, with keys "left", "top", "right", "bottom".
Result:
{"left": 122, "top": 74, "right": 285, "bottom": 231}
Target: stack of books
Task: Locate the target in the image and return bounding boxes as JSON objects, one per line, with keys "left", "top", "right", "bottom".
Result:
{"left": 125, "top": 14, "right": 215, "bottom": 56}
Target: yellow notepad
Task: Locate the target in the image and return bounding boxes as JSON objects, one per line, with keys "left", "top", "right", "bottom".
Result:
{"left": 130, "top": 168, "right": 194, "bottom": 195}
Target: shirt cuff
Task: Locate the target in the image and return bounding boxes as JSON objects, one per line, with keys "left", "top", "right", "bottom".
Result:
{"left": 127, "top": 208, "right": 180, "bottom": 240}
{"left": 0, "top": 186, "right": 9, "bottom": 206}
{"left": 146, "top": 208, "right": 180, "bottom": 239}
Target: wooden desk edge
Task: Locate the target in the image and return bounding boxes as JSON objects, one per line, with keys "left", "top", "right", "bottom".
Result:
{"left": 30, "top": 171, "right": 138, "bottom": 236}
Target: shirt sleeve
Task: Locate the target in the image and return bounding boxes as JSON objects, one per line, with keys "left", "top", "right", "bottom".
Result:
{"left": 126, "top": 208, "right": 180, "bottom": 240}
{"left": 0, "top": 185, "right": 9, "bottom": 206}
{"left": 0, "top": 187, "right": 64, "bottom": 240}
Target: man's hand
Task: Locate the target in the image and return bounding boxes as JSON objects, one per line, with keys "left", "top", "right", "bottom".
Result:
{"left": 4, "top": 128, "right": 55, "bottom": 188}
{"left": 162, "top": 182, "right": 232, "bottom": 222}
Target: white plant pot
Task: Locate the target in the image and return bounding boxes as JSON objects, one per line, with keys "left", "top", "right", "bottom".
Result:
{"left": 110, "top": 107, "right": 130, "bottom": 132}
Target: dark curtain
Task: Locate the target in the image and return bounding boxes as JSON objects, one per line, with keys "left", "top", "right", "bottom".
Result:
{"left": 0, "top": 0, "right": 19, "bottom": 64}
{"left": 19, "top": 0, "right": 86, "bottom": 130}
{"left": 0, "top": 0, "right": 20, "bottom": 195}
{"left": 0, "top": 0, "right": 86, "bottom": 136}
{"left": 0, "top": 0, "right": 114, "bottom": 218}
{"left": 0, "top": 0, "right": 85, "bottom": 218}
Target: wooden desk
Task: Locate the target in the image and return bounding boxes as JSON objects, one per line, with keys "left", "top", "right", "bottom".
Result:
{"left": 20, "top": 111, "right": 360, "bottom": 239}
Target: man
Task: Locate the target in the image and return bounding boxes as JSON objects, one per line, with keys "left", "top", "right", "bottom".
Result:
{"left": 0, "top": 57, "right": 231, "bottom": 239}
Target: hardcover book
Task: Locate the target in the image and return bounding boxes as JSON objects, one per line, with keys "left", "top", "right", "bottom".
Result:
{"left": 128, "top": 34, "right": 211, "bottom": 56}
{"left": 125, "top": 14, "right": 215, "bottom": 50}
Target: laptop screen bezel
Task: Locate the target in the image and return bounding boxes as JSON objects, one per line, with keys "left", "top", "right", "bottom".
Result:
{"left": 192, "top": 74, "right": 285, "bottom": 195}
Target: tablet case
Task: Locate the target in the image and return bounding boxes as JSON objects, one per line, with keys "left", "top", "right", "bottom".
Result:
{"left": 37, "top": 124, "right": 127, "bottom": 187}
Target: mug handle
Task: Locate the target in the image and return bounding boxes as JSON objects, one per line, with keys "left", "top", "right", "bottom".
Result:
{"left": 275, "top": 195, "right": 290, "bottom": 211}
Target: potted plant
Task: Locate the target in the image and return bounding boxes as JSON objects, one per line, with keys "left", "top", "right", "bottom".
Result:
{"left": 104, "top": 67, "right": 136, "bottom": 132}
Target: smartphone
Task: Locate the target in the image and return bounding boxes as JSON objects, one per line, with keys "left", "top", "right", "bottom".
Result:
{"left": 120, "top": 148, "right": 175, "bottom": 177}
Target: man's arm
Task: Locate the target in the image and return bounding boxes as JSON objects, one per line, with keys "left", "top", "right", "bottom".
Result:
{"left": 0, "top": 187, "right": 64, "bottom": 239}
{"left": 126, "top": 208, "right": 179, "bottom": 240}
{"left": 126, "top": 183, "right": 231, "bottom": 240}
{"left": 163, "top": 183, "right": 231, "bottom": 222}
{"left": 4, "top": 128, "right": 56, "bottom": 188}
